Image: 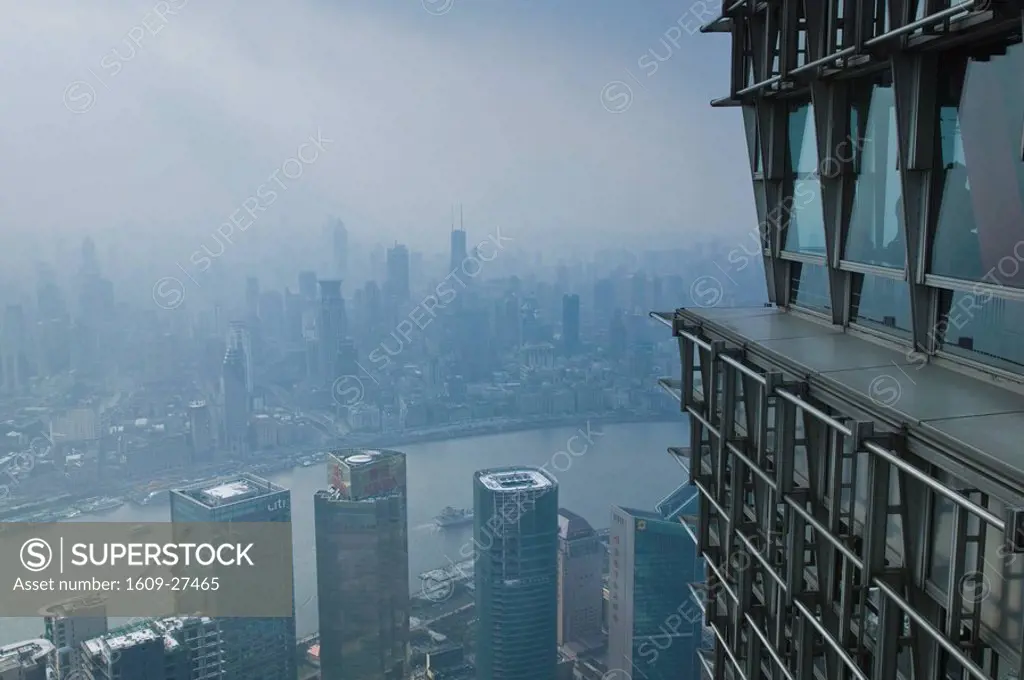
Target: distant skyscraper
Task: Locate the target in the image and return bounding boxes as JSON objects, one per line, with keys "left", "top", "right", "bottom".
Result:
{"left": 561, "top": 294, "right": 580, "bottom": 357}
{"left": 245, "top": 277, "right": 260, "bottom": 320}
{"left": 474, "top": 467, "right": 559, "bottom": 680}
{"left": 556, "top": 509, "right": 603, "bottom": 652}
{"left": 450, "top": 227, "right": 467, "bottom": 273}
{"left": 315, "top": 449, "right": 409, "bottom": 680}
{"left": 607, "top": 502, "right": 703, "bottom": 680}
{"left": 187, "top": 400, "right": 214, "bottom": 462}
{"left": 228, "top": 321, "right": 253, "bottom": 395}
{"left": 331, "top": 219, "right": 348, "bottom": 279}
{"left": 1, "top": 304, "right": 26, "bottom": 393}
{"left": 258, "top": 290, "right": 284, "bottom": 341}
{"left": 298, "top": 271, "right": 318, "bottom": 302}
{"left": 317, "top": 280, "right": 347, "bottom": 385}
{"left": 221, "top": 346, "right": 249, "bottom": 455}
{"left": 170, "top": 475, "right": 295, "bottom": 680}
{"left": 385, "top": 244, "right": 410, "bottom": 302}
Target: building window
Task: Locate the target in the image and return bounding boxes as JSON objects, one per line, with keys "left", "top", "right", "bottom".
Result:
{"left": 844, "top": 74, "right": 905, "bottom": 269}
{"left": 930, "top": 42, "right": 1024, "bottom": 286}
{"left": 783, "top": 102, "right": 827, "bottom": 256}
{"left": 790, "top": 262, "right": 831, "bottom": 312}
{"left": 938, "top": 290, "right": 1024, "bottom": 370}
{"left": 850, "top": 273, "right": 911, "bottom": 335}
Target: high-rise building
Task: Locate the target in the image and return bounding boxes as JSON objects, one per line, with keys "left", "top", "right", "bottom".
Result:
{"left": 315, "top": 449, "right": 409, "bottom": 680}
{"left": 657, "top": 6, "right": 1024, "bottom": 680}
{"left": 1, "top": 304, "right": 26, "bottom": 393}
{"left": 169, "top": 475, "right": 295, "bottom": 680}
{"left": 556, "top": 509, "right": 603, "bottom": 653}
{"left": 298, "top": 271, "right": 318, "bottom": 302}
{"left": 81, "top": 617, "right": 221, "bottom": 680}
{"left": 42, "top": 596, "right": 108, "bottom": 677}
{"left": 450, "top": 227, "right": 467, "bottom": 273}
{"left": 386, "top": 244, "right": 410, "bottom": 303}
{"left": 245, "top": 277, "right": 260, "bottom": 320}
{"left": 474, "top": 467, "right": 559, "bottom": 680}
{"left": 187, "top": 400, "right": 214, "bottom": 461}
{"left": 561, "top": 294, "right": 580, "bottom": 357}
{"left": 606, "top": 504, "right": 702, "bottom": 680}
{"left": 332, "top": 219, "right": 348, "bottom": 279}
{"left": 221, "top": 346, "right": 248, "bottom": 455}
{"left": 317, "top": 279, "right": 347, "bottom": 385}
{"left": 228, "top": 321, "right": 253, "bottom": 395}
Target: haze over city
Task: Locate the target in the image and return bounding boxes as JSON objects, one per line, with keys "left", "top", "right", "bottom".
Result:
{"left": 0, "top": 0, "right": 752, "bottom": 299}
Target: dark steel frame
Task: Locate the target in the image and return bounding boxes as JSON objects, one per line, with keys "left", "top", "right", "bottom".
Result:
{"left": 655, "top": 2, "right": 1024, "bottom": 679}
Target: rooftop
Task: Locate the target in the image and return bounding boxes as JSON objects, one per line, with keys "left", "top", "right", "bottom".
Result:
{"left": 478, "top": 467, "right": 554, "bottom": 492}
{"left": 0, "top": 639, "right": 53, "bottom": 671}
{"left": 174, "top": 473, "right": 284, "bottom": 508}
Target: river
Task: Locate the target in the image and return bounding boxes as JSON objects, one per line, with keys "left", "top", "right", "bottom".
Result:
{"left": 0, "top": 420, "right": 689, "bottom": 645}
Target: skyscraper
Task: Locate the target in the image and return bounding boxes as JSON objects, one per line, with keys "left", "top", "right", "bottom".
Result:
{"left": 556, "top": 509, "right": 603, "bottom": 653}
{"left": 1, "top": 304, "right": 26, "bottom": 393}
{"left": 169, "top": 475, "right": 295, "bottom": 680}
{"left": 317, "top": 279, "right": 347, "bottom": 385}
{"left": 228, "top": 321, "right": 253, "bottom": 395}
{"left": 315, "top": 449, "right": 409, "bottom": 680}
{"left": 331, "top": 218, "right": 348, "bottom": 279}
{"left": 187, "top": 400, "right": 214, "bottom": 462}
{"left": 474, "top": 467, "right": 559, "bottom": 680}
{"left": 450, "top": 227, "right": 467, "bottom": 273}
{"left": 221, "top": 346, "right": 248, "bottom": 455}
{"left": 561, "top": 294, "right": 580, "bottom": 357}
{"left": 385, "top": 244, "right": 410, "bottom": 303}
{"left": 607, "top": 504, "right": 702, "bottom": 680}
{"left": 657, "top": 7, "right": 1024, "bottom": 680}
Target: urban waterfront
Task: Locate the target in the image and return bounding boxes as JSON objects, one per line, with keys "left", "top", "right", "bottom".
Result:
{"left": 0, "top": 420, "right": 687, "bottom": 645}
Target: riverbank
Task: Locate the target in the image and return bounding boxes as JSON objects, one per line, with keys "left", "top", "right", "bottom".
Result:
{"left": 0, "top": 412, "right": 683, "bottom": 518}
{"left": 350, "top": 411, "right": 681, "bottom": 448}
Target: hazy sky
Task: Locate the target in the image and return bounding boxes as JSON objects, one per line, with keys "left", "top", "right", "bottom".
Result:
{"left": 2, "top": 0, "right": 753, "bottom": 274}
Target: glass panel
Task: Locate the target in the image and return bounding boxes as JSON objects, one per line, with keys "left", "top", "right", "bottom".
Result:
{"left": 929, "top": 495, "right": 953, "bottom": 592}
{"left": 851, "top": 273, "right": 912, "bottom": 335}
{"left": 845, "top": 78, "right": 905, "bottom": 268}
{"left": 791, "top": 262, "right": 831, "bottom": 311}
{"left": 784, "top": 103, "right": 827, "bottom": 255}
{"left": 931, "top": 43, "right": 1024, "bottom": 286}
{"left": 939, "top": 290, "right": 1024, "bottom": 370}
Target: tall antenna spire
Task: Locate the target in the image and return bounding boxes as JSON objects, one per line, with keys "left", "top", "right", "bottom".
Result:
{"left": 460, "top": 204, "right": 464, "bottom": 230}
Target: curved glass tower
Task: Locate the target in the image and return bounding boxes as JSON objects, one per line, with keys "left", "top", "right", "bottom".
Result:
{"left": 473, "top": 466, "right": 558, "bottom": 680}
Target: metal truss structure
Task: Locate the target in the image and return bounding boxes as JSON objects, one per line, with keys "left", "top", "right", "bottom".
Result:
{"left": 652, "top": 1, "right": 1024, "bottom": 679}
{"left": 655, "top": 308, "right": 1024, "bottom": 680}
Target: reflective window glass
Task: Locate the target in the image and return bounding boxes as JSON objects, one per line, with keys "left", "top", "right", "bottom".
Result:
{"left": 845, "top": 78, "right": 905, "bottom": 269}
{"left": 851, "top": 273, "right": 911, "bottom": 334}
{"left": 790, "top": 262, "right": 831, "bottom": 311}
{"left": 784, "top": 103, "right": 827, "bottom": 255}
{"left": 931, "top": 43, "right": 1024, "bottom": 287}
{"left": 939, "top": 290, "right": 1024, "bottom": 370}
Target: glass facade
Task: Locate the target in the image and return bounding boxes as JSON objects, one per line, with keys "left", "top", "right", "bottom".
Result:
{"left": 845, "top": 75, "right": 905, "bottom": 269}
{"left": 315, "top": 450, "right": 409, "bottom": 680}
{"left": 784, "top": 102, "right": 827, "bottom": 255}
{"left": 790, "top": 262, "right": 831, "bottom": 311}
{"left": 931, "top": 43, "right": 1024, "bottom": 286}
{"left": 851, "top": 272, "right": 912, "bottom": 334}
{"left": 938, "top": 291, "right": 1024, "bottom": 370}
{"left": 169, "top": 477, "right": 296, "bottom": 680}
{"left": 607, "top": 506, "right": 703, "bottom": 680}
{"left": 474, "top": 468, "right": 559, "bottom": 680}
